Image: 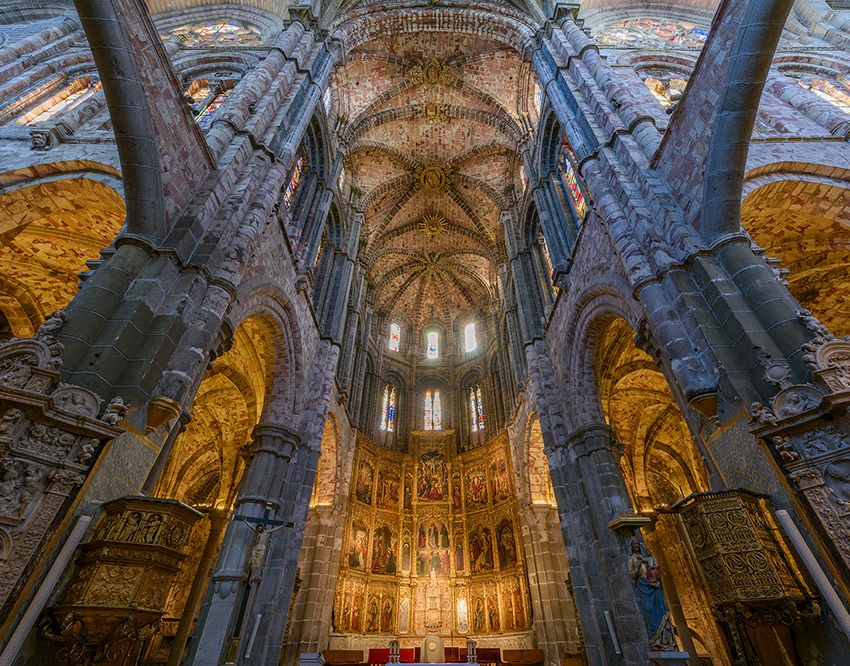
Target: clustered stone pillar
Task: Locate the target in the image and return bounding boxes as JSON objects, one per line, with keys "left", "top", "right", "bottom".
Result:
{"left": 189, "top": 424, "right": 302, "bottom": 665}
{"left": 548, "top": 424, "right": 649, "bottom": 665}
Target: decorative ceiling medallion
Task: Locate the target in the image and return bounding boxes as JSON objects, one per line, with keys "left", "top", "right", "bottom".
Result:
{"left": 407, "top": 57, "right": 459, "bottom": 87}
{"left": 419, "top": 213, "right": 447, "bottom": 238}
{"left": 413, "top": 100, "right": 449, "bottom": 125}
{"left": 415, "top": 162, "right": 451, "bottom": 191}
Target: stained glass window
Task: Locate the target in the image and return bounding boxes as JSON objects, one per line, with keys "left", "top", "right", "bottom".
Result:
{"left": 464, "top": 323, "right": 477, "bottom": 353}
{"left": 283, "top": 154, "right": 307, "bottom": 210}
{"left": 389, "top": 324, "right": 401, "bottom": 352}
{"left": 595, "top": 18, "right": 709, "bottom": 50}
{"left": 470, "top": 385, "right": 485, "bottom": 432}
{"left": 427, "top": 331, "right": 439, "bottom": 359}
{"left": 166, "top": 21, "right": 262, "bottom": 47}
{"left": 196, "top": 88, "right": 232, "bottom": 129}
{"left": 559, "top": 138, "right": 588, "bottom": 219}
{"left": 425, "top": 389, "right": 442, "bottom": 431}
{"left": 380, "top": 384, "right": 397, "bottom": 433}
{"left": 19, "top": 79, "right": 101, "bottom": 126}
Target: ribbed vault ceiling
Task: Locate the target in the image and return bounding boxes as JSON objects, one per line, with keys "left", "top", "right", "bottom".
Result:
{"left": 334, "top": 29, "right": 532, "bottom": 331}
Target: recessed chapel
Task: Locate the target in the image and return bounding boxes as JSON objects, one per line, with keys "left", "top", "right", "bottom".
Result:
{"left": 0, "top": 0, "right": 849, "bottom": 664}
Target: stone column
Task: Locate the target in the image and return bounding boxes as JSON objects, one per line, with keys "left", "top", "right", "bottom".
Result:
{"left": 236, "top": 442, "right": 321, "bottom": 664}
{"left": 188, "top": 424, "right": 302, "bottom": 665}
{"left": 551, "top": 424, "right": 649, "bottom": 665}
{"left": 167, "top": 509, "right": 229, "bottom": 666}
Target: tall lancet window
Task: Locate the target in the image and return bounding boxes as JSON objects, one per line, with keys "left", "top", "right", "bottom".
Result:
{"left": 380, "top": 384, "right": 397, "bottom": 433}
{"left": 464, "top": 323, "right": 477, "bottom": 352}
{"left": 389, "top": 323, "right": 401, "bottom": 352}
{"left": 424, "top": 389, "right": 442, "bottom": 431}
{"left": 470, "top": 385, "right": 485, "bottom": 432}
{"left": 427, "top": 331, "right": 439, "bottom": 359}
{"left": 559, "top": 137, "right": 588, "bottom": 219}
{"left": 283, "top": 153, "right": 308, "bottom": 210}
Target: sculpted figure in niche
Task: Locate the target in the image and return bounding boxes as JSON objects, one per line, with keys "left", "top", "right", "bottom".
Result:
{"left": 404, "top": 474, "right": 413, "bottom": 509}
{"left": 825, "top": 458, "right": 850, "bottom": 504}
{"left": 628, "top": 540, "right": 676, "bottom": 651}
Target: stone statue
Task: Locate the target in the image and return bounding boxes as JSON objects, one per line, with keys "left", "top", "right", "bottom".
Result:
{"left": 628, "top": 540, "right": 676, "bottom": 651}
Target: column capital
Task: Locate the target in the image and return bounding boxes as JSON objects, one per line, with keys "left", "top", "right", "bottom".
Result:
{"left": 563, "top": 422, "right": 618, "bottom": 459}
{"left": 251, "top": 423, "right": 302, "bottom": 458}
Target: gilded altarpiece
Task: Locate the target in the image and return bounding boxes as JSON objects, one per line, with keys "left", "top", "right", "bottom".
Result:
{"left": 333, "top": 431, "right": 532, "bottom": 642}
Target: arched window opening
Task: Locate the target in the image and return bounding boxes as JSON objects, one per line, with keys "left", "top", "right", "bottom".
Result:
{"left": 469, "top": 385, "right": 485, "bottom": 432}
{"left": 283, "top": 152, "right": 308, "bottom": 211}
{"left": 558, "top": 138, "right": 588, "bottom": 219}
{"left": 165, "top": 21, "right": 263, "bottom": 47}
{"left": 464, "top": 323, "right": 477, "bottom": 353}
{"left": 16, "top": 78, "right": 101, "bottom": 126}
{"left": 638, "top": 68, "right": 689, "bottom": 109}
{"left": 426, "top": 331, "right": 439, "bottom": 359}
{"left": 389, "top": 323, "right": 401, "bottom": 352}
{"left": 594, "top": 18, "right": 709, "bottom": 50}
{"left": 424, "top": 389, "right": 442, "bottom": 431}
{"left": 186, "top": 78, "right": 235, "bottom": 129}
{"left": 380, "top": 384, "right": 397, "bottom": 433}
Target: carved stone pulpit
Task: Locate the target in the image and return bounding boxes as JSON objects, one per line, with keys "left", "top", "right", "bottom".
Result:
{"left": 41, "top": 496, "right": 201, "bottom": 664}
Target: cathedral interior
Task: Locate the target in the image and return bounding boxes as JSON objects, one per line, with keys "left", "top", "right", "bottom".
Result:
{"left": 1, "top": 0, "right": 850, "bottom": 664}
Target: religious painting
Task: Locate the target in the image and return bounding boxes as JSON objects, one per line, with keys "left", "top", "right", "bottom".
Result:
{"left": 381, "top": 598, "right": 393, "bottom": 632}
{"left": 472, "top": 597, "right": 485, "bottom": 633}
{"left": 455, "top": 534, "right": 465, "bottom": 571}
{"left": 377, "top": 468, "right": 400, "bottom": 509}
{"left": 348, "top": 522, "right": 369, "bottom": 569}
{"left": 402, "top": 541, "right": 411, "bottom": 572}
{"left": 457, "top": 598, "right": 469, "bottom": 633}
{"left": 418, "top": 451, "right": 447, "bottom": 501}
{"left": 466, "top": 470, "right": 488, "bottom": 508}
{"left": 351, "top": 595, "right": 362, "bottom": 632}
{"left": 468, "top": 526, "right": 494, "bottom": 573}
{"left": 487, "top": 596, "right": 500, "bottom": 632}
{"left": 497, "top": 519, "right": 517, "bottom": 569}
{"left": 399, "top": 597, "right": 410, "bottom": 633}
{"left": 371, "top": 525, "right": 397, "bottom": 574}
{"left": 489, "top": 457, "right": 510, "bottom": 503}
{"left": 355, "top": 460, "right": 374, "bottom": 504}
{"left": 366, "top": 596, "right": 380, "bottom": 632}
{"left": 404, "top": 473, "right": 413, "bottom": 509}
{"left": 452, "top": 475, "right": 463, "bottom": 510}
{"left": 417, "top": 521, "right": 451, "bottom": 575}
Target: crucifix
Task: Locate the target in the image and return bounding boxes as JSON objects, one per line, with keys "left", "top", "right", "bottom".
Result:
{"left": 227, "top": 502, "right": 295, "bottom": 657}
